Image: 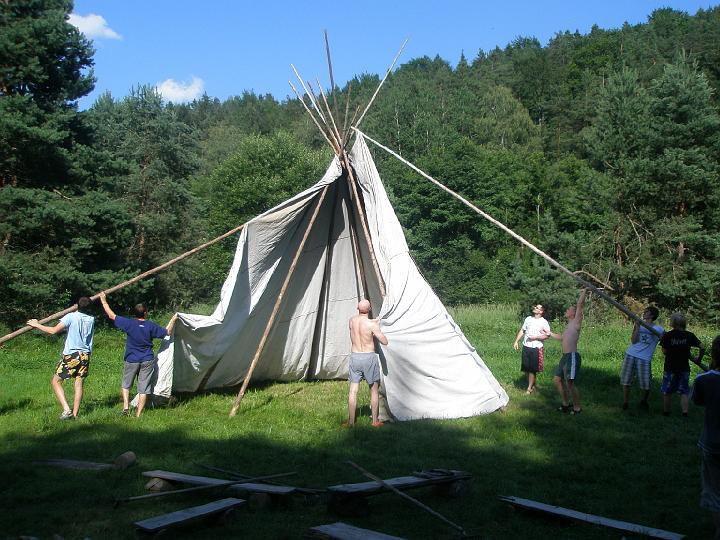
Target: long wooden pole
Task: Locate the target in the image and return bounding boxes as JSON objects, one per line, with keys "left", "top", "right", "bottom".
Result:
{"left": 342, "top": 156, "right": 386, "bottom": 298}
{"left": 354, "top": 38, "right": 408, "bottom": 130}
{"left": 346, "top": 461, "right": 466, "bottom": 535}
{"left": 115, "top": 472, "right": 296, "bottom": 505}
{"left": 354, "top": 129, "right": 709, "bottom": 368}
{"left": 229, "top": 185, "right": 330, "bottom": 417}
{"left": 0, "top": 222, "right": 248, "bottom": 346}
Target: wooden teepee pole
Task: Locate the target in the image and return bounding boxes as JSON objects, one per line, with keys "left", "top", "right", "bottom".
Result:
{"left": 0, "top": 221, "right": 248, "bottom": 346}
{"left": 354, "top": 129, "right": 692, "bottom": 347}
{"left": 342, "top": 155, "right": 386, "bottom": 298}
{"left": 229, "top": 185, "right": 330, "bottom": 417}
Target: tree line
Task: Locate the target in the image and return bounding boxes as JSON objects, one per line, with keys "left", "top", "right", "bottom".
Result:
{"left": 2, "top": 0, "right": 719, "bottom": 327}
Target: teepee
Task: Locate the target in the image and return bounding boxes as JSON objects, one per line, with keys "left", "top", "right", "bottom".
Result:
{"left": 148, "top": 39, "right": 509, "bottom": 420}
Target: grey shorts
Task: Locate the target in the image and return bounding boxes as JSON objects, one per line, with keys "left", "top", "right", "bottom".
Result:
{"left": 122, "top": 360, "right": 154, "bottom": 394}
{"left": 554, "top": 352, "right": 581, "bottom": 381}
{"left": 348, "top": 352, "right": 380, "bottom": 385}
{"left": 701, "top": 450, "right": 720, "bottom": 512}
{"left": 620, "top": 354, "right": 651, "bottom": 390}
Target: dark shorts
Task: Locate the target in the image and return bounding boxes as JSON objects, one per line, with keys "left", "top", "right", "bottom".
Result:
{"left": 123, "top": 360, "right": 155, "bottom": 394}
{"left": 521, "top": 346, "right": 544, "bottom": 373}
{"left": 701, "top": 450, "right": 720, "bottom": 512}
{"left": 660, "top": 371, "right": 690, "bottom": 395}
{"left": 554, "top": 352, "right": 581, "bottom": 381}
{"left": 349, "top": 352, "right": 380, "bottom": 385}
{"left": 55, "top": 352, "right": 90, "bottom": 380}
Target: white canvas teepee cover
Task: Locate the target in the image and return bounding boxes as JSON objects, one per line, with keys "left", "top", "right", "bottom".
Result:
{"left": 152, "top": 137, "right": 509, "bottom": 420}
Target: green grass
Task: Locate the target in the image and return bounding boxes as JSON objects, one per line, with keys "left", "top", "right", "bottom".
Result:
{"left": 0, "top": 304, "right": 714, "bottom": 539}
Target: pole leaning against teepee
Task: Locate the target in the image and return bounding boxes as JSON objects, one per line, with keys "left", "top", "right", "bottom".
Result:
{"left": 0, "top": 222, "right": 249, "bottom": 346}
{"left": 355, "top": 128, "right": 709, "bottom": 370}
{"left": 229, "top": 185, "right": 330, "bottom": 417}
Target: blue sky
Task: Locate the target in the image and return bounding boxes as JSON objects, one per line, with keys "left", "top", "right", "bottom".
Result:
{"left": 72, "top": 0, "right": 718, "bottom": 109}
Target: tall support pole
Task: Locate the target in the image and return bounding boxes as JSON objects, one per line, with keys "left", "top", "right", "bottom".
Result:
{"left": 229, "top": 186, "right": 330, "bottom": 417}
{"left": 342, "top": 154, "right": 386, "bottom": 299}
{"left": 0, "top": 222, "right": 248, "bottom": 346}
{"left": 354, "top": 129, "right": 702, "bottom": 359}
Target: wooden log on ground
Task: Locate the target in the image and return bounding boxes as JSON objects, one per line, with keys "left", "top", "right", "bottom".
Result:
{"left": 33, "top": 452, "right": 137, "bottom": 471}
{"left": 141, "top": 470, "right": 298, "bottom": 495}
{"left": 305, "top": 522, "right": 407, "bottom": 540}
{"left": 499, "top": 495, "right": 685, "bottom": 540}
{"left": 133, "top": 497, "right": 245, "bottom": 534}
{"left": 327, "top": 470, "right": 471, "bottom": 498}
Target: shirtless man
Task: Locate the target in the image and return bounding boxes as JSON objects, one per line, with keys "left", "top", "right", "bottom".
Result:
{"left": 547, "top": 289, "right": 587, "bottom": 414}
{"left": 347, "top": 299, "right": 388, "bottom": 427}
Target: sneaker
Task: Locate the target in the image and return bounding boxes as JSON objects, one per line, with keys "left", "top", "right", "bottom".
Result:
{"left": 557, "top": 404, "right": 571, "bottom": 413}
{"left": 622, "top": 402, "right": 629, "bottom": 410}
{"left": 59, "top": 410, "right": 74, "bottom": 420}
{"left": 121, "top": 409, "right": 130, "bottom": 417}
{"left": 571, "top": 408, "right": 582, "bottom": 415}
{"left": 682, "top": 412, "right": 688, "bottom": 418}
{"left": 663, "top": 411, "right": 670, "bottom": 417}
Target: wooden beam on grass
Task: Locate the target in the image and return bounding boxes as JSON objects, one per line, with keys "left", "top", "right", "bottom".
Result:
{"left": 346, "top": 461, "right": 466, "bottom": 536}
{"left": 229, "top": 185, "right": 330, "bottom": 417}
{"left": 500, "top": 496, "right": 685, "bottom": 540}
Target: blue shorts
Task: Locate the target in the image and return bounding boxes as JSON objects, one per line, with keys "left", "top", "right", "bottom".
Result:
{"left": 660, "top": 371, "right": 690, "bottom": 395}
{"left": 348, "top": 352, "right": 380, "bottom": 385}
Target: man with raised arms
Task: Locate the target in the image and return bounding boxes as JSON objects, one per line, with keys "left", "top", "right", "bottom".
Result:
{"left": 346, "top": 299, "right": 388, "bottom": 427}
{"left": 548, "top": 289, "right": 587, "bottom": 414}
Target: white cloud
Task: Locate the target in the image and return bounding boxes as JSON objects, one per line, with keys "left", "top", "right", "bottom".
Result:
{"left": 69, "top": 13, "right": 122, "bottom": 40}
{"left": 155, "top": 77, "right": 205, "bottom": 103}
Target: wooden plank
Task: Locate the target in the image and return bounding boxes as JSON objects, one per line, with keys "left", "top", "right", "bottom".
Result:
{"left": 134, "top": 497, "right": 245, "bottom": 533}
{"left": 33, "top": 459, "right": 114, "bottom": 471}
{"left": 142, "top": 470, "right": 296, "bottom": 495}
{"left": 500, "top": 496, "right": 685, "bottom": 540}
{"left": 328, "top": 471, "right": 470, "bottom": 496}
{"left": 307, "top": 522, "right": 406, "bottom": 540}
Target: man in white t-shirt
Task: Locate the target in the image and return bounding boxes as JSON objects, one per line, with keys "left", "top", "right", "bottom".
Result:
{"left": 620, "top": 306, "right": 664, "bottom": 411}
{"left": 513, "top": 304, "right": 551, "bottom": 394}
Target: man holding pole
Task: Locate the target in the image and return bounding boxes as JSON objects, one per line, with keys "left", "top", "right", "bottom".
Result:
{"left": 346, "top": 299, "right": 388, "bottom": 427}
{"left": 99, "top": 292, "right": 177, "bottom": 417}
{"left": 27, "top": 296, "right": 95, "bottom": 420}
{"left": 547, "top": 289, "right": 587, "bottom": 414}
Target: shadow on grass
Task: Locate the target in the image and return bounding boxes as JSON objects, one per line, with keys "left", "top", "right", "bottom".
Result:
{"left": 0, "top": 366, "right": 709, "bottom": 540}
{"left": 0, "top": 397, "right": 32, "bottom": 415}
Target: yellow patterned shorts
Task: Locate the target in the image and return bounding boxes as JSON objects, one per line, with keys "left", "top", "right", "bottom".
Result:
{"left": 55, "top": 352, "right": 90, "bottom": 380}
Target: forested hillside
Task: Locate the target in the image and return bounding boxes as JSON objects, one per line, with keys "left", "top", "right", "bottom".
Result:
{"left": 2, "top": 1, "right": 719, "bottom": 326}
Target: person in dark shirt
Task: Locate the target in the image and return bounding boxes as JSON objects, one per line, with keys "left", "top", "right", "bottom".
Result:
{"left": 660, "top": 312, "right": 705, "bottom": 417}
{"left": 100, "top": 292, "right": 177, "bottom": 417}
{"left": 691, "top": 335, "right": 720, "bottom": 539}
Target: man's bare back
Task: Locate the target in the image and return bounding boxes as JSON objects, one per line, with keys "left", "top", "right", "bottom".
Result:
{"left": 349, "top": 300, "right": 388, "bottom": 352}
{"left": 560, "top": 289, "right": 586, "bottom": 353}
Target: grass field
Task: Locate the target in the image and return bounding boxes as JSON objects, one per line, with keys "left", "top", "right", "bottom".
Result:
{"left": 0, "top": 304, "right": 715, "bottom": 539}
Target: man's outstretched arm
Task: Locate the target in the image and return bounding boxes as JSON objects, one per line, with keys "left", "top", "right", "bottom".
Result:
{"left": 99, "top": 292, "right": 116, "bottom": 321}
{"left": 26, "top": 319, "right": 65, "bottom": 335}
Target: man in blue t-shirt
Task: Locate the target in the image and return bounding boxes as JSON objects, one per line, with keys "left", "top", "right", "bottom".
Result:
{"left": 27, "top": 296, "right": 96, "bottom": 420}
{"left": 100, "top": 292, "right": 177, "bottom": 417}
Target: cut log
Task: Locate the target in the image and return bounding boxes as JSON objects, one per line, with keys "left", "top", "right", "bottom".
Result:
{"left": 141, "top": 470, "right": 297, "bottom": 495}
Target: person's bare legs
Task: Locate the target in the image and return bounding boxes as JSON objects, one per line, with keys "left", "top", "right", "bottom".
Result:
{"left": 663, "top": 393, "right": 671, "bottom": 415}
{"left": 72, "top": 378, "right": 83, "bottom": 417}
{"left": 527, "top": 372, "right": 536, "bottom": 393}
{"left": 554, "top": 375, "right": 568, "bottom": 406}
{"left": 51, "top": 375, "right": 71, "bottom": 414}
{"left": 680, "top": 394, "right": 689, "bottom": 414}
{"left": 121, "top": 387, "right": 130, "bottom": 411}
{"left": 136, "top": 394, "right": 147, "bottom": 417}
{"left": 370, "top": 382, "right": 381, "bottom": 426}
{"left": 568, "top": 380, "right": 581, "bottom": 412}
{"left": 347, "top": 382, "right": 359, "bottom": 426}
{"left": 640, "top": 389, "right": 650, "bottom": 404}
{"left": 622, "top": 385, "right": 631, "bottom": 407}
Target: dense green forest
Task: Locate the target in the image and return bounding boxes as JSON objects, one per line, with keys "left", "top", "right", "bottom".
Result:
{"left": 2, "top": 0, "right": 720, "bottom": 327}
